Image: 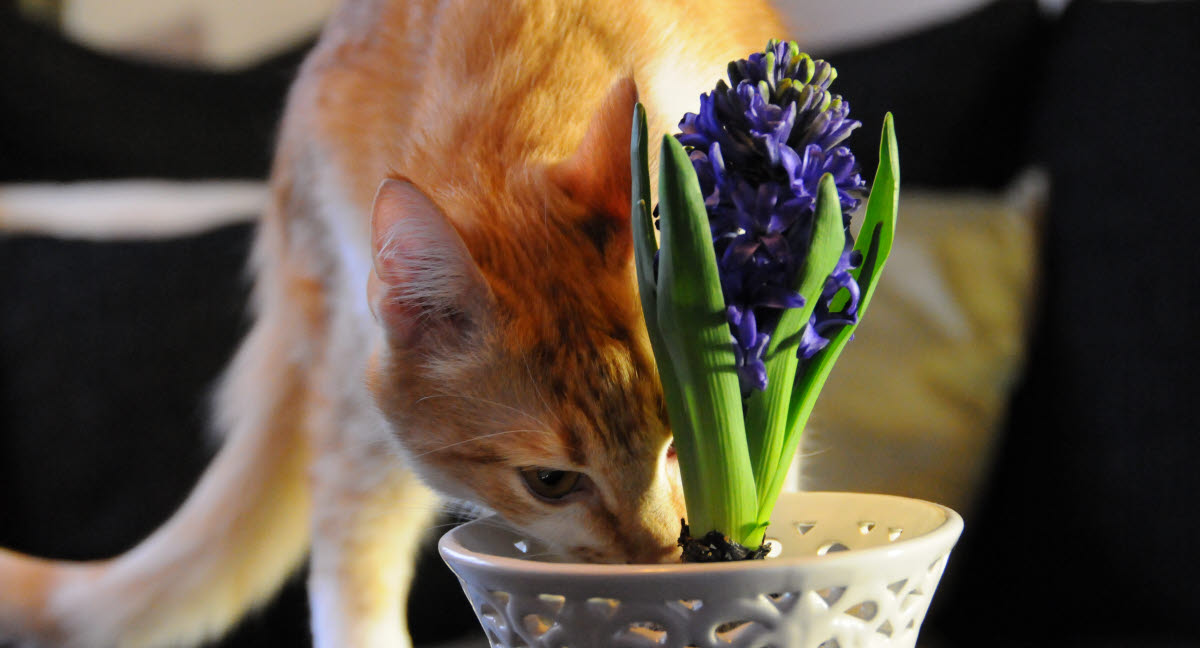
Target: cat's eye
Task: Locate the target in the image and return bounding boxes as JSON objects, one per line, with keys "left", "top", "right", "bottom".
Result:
{"left": 519, "top": 467, "right": 583, "bottom": 501}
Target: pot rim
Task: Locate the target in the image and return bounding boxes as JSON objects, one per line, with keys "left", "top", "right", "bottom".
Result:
{"left": 439, "top": 491, "right": 963, "bottom": 580}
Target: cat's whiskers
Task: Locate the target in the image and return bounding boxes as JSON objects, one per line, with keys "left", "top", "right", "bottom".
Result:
{"left": 408, "top": 428, "right": 536, "bottom": 460}
{"left": 542, "top": 202, "right": 551, "bottom": 260}
{"left": 437, "top": 497, "right": 493, "bottom": 521}
{"left": 414, "top": 393, "right": 551, "bottom": 430}
{"left": 523, "top": 353, "right": 564, "bottom": 429}
{"left": 422, "top": 515, "right": 523, "bottom": 541}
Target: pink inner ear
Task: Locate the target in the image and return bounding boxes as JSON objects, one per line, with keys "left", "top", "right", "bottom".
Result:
{"left": 549, "top": 77, "right": 638, "bottom": 221}
{"left": 368, "top": 178, "right": 490, "bottom": 347}
{"left": 370, "top": 178, "right": 435, "bottom": 275}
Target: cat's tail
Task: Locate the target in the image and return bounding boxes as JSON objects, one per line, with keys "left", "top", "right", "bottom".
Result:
{"left": 0, "top": 304, "right": 314, "bottom": 648}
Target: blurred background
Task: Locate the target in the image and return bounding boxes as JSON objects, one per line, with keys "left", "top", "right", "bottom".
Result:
{"left": 2, "top": 0, "right": 1198, "bottom": 646}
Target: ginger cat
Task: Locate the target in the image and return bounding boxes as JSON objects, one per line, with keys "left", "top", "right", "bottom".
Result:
{"left": 0, "top": 0, "right": 785, "bottom": 645}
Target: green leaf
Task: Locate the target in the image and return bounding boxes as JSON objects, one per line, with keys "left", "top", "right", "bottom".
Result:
{"left": 656, "top": 134, "right": 758, "bottom": 545}
{"left": 630, "top": 106, "right": 691, "bottom": 548}
{"left": 745, "top": 173, "right": 845, "bottom": 530}
{"left": 631, "top": 104, "right": 658, "bottom": 329}
{"left": 849, "top": 112, "right": 898, "bottom": 314}
{"left": 761, "top": 113, "right": 900, "bottom": 520}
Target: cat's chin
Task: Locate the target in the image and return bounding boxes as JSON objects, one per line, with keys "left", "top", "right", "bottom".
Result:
{"left": 555, "top": 528, "right": 682, "bottom": 565}
{"left": 515, "top": 540, "right": 678, "bottom": 565}
{"left": 469, "top": 515, "right": 679, "bottom": 565}
{"left": 546, "top": 543, "right": 681, "bottom": 565}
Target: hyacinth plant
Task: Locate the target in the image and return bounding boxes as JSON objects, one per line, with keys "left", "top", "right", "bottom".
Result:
{"left": 631, "top": 40, "right": 899, "bottom": 561}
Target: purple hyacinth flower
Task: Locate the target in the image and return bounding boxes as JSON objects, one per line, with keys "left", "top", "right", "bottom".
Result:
{"left": 728, "top": 306, "right": 770, "bottom": 392}
{"left": 674, "top": 40, "right": 869, "bottom": 393}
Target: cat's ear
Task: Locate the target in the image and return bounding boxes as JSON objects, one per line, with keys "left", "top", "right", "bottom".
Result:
{"left": 368, "top": 178, "right": 492, "bottom": 348}
{"left": 548, "top": 76, "right": 638, "bottom": 229}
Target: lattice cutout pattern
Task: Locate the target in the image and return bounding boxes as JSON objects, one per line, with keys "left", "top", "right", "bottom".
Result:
{"left": 441, "top": 492, "right": 962, "bottom": 648}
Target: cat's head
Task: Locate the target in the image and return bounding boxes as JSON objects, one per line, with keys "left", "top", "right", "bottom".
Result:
{"left": 366, "top": 79, "right": 684, "bottom": 564}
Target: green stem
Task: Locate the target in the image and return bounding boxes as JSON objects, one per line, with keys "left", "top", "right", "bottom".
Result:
{"left": 746, "top": 173, "right": 845, "bottom": 532}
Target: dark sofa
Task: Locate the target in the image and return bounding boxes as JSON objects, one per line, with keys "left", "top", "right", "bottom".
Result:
{"left": 2, "top": 2, "right": 1198, "bottom": 645}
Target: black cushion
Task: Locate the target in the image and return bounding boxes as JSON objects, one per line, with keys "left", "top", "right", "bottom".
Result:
{"left": 930, "top": 2, "right": 1200, "bottom": 644}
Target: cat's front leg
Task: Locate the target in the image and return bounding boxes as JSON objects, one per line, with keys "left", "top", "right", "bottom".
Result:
{"left": 307, "top": 416, "right": 437, "bottom": 648}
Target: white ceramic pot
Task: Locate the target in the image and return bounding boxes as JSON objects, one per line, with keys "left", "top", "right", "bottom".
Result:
{"left": 439, "top": 491, "right": 963, "bottom": 648}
